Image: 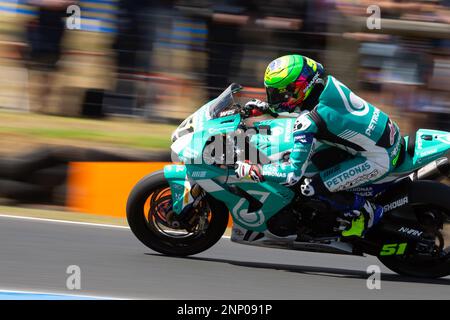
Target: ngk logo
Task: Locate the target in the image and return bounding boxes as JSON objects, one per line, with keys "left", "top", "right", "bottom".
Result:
{"left": 398, "top": 227, "right": 423, "bottom": 237}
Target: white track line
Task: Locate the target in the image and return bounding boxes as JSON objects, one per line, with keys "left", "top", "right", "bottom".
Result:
{"left": 0, "top": 213, "right": 231, "bottom": 239}
{"left": 0, "top": 214, "right": 129, "bottom": 229}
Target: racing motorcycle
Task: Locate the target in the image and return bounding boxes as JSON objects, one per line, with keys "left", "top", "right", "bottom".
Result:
{"left": 127, "top": 83, "right": 450, "bottom": 278}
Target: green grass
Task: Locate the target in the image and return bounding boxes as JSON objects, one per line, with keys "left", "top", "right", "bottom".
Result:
{"left": 0, "top": 127, "right": 171, "bottom": 149}
{"left": 0, "top": 111, "right": 177, "bottom": 152}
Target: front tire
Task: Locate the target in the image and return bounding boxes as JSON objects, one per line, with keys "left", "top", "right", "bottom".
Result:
{"left": 127, "top": 170, "right": 229, "bottom": 256}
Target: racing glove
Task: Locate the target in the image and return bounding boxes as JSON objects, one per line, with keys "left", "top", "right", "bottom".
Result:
{"left": 235, "top": 161, "right": 265, "bottom": 182}
{"left": 244, "top": 99, "right": 269, "bottom": 117}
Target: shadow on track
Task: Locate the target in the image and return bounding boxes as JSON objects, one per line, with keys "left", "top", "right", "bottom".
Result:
{"left": 145, "top": 253, "right": 450, "bottom": 285}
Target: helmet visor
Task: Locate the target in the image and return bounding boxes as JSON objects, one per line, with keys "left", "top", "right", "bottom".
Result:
{"left": 266, "top": 85, "right": 294, "bottom": 106}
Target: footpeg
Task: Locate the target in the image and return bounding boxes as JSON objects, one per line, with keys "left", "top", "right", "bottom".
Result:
{"left": 334, "top": 218, "right": 351, "bottom": 232}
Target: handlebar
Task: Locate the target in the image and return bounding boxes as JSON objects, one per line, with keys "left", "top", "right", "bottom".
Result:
{"left": 236, "top": 102, "right": 278, "bottom": 123}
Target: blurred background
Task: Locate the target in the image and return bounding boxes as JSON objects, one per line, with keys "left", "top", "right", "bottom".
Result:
{"left": 0, "top": 0, "right": 449, "bottom": 209}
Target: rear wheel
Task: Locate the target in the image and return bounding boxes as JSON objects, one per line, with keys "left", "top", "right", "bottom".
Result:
{"left": 379, "top": 205, "right": 450, "bottom": 278}
{"left": 126, "top": 170, "right": 229, "bottom": 256}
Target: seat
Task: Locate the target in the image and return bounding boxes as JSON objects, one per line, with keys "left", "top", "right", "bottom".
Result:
{"left": 407, "top": 132, "right": 417, "bottom": 158}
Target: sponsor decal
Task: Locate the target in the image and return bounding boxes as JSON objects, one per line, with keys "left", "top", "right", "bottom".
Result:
{"left": 167, "top": 165, "right": 186, "bottom": 173}
{"left": 176, "top": 166, "right": 186, "bottom": 172}
{"left": 284, "top": 119, "right": 293, "bottom": 143}
{"left": 339, "top": 170, "right": 379, "bottom": 190}
{"left": 365, "top": 108, "right": 380, "bottom": 137}
{"left": 355, "top": 191, "right": 373, "bottom": 197}
{"left": 325, "top": 163, "right": 372, "bottom": 188}
{"left": 219, "top": 109, "right": 236, "bottom": 117}
{"left": 302, "top": 72, "right": 320, "bottom": 94}
{"left": 293, "top": 114, "right": 312, "bottom": 132}
{"left": 191, "top": 171, "right": 207, "bottom": 178}
{"left": 388, "top": 120, "right": 396, "bottom": 146}
{"left": 390, "top": 136, "right": 402, "bottom": 166}
{"left": 390, "top": 136, "right": 401, "bottom": 158}
{"left": 383, "top": 196, "right": 409, "bottom": 212}
{"left": 348, "top": 186, "right": 374, "bottom": 197}
{"left": 174, "top": 194, "right": 183, "bottom": 202}
{"left": 323, "top": 165, "right": 341, "bottom": 178}
{"left": 269, "top": 59, "right": 280, "bottom": 71}
{"left": 398, "top": 227, "right": 423, "bottom": 237}
{"left": 208, "top": 127, "right": 235, "bottom": 134}
{"left": 419, "top": 148, "right": 438, "bottom": 157}
{"left": 294, "top": 133, "right": 314, "bottom": 145}
{"left": 417, "top": 135, "right": 423, "bottom": 150}
{"left": 262, "top": 166, "right": 287, "bottom": 178}
{"left": 231, "top": 191, "right": 269, "bottom": 228}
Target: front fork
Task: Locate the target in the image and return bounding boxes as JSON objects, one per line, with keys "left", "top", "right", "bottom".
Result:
{"left": 163, "top": 163, "right": 232, "bottom": 215}
{"left": 163, "top": 164, "right": 196, "bottom": 215}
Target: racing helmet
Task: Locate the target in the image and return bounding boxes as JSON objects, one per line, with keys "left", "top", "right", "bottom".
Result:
{"left": 264, "top": 54, "right": 325, "bottom": 112}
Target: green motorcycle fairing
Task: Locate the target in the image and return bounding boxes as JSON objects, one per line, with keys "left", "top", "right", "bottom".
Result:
{"left": 164, "top": 84, "right": 450, "bottom": 233}
{"left": 164, "top": 162, "right": 295, "bottom": 232}
{"left": 394, "top": 129, "right": 450, "bottom": 174}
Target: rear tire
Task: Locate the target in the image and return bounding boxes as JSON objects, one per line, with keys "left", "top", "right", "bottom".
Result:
{"left": 126, "top": 170, "right": 229, "bottom": 256}
{"left": 378, "top": 181, "right": 450, "bottom": 278}
{"left": 379, "top": 254, "right": 449, "bottom": 279}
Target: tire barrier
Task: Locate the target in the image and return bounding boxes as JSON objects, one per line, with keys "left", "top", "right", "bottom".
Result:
{"left": 0, "top": 147, "right": 171, "bottom": 205}
{"left": 66, "top": 162, "right": 234, "bottom": 228}
{"left": 0, "top": 179, "right": 52, "bottom": 204}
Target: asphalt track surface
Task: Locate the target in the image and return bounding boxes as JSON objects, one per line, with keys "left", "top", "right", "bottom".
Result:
{"left": 0, "top": 214, "right": 449, "bottom": 299}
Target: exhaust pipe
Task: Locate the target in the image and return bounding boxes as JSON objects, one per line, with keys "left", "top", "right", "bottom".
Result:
{"left": 414, "top": 157, "right": 450, "bottom": 181}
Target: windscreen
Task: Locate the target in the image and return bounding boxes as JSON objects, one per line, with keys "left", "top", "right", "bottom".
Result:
{"left": 208, "top": 83, "right": 242, "bottom": 119}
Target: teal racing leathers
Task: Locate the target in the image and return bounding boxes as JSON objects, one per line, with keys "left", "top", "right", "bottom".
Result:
{"left": 261, "top": 75, "right": 402, "bottom": 190}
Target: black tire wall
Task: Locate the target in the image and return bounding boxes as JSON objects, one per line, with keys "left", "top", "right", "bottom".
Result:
{"left": 0, "top": 147, "right": 171, "bottom": 205}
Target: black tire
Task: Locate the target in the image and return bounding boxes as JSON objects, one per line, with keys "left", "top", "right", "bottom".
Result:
{"left": 378, "top": 181, "right": 450, "bottom": 278}
{"left": 0, "top": 148, "right": 61, "bottom": 180}
{"left": 379, "top": 254, "right": 449, "bottom": 279}
{"left": 0, "top": 179, "right": 52, "bottom": 203}
{"left": 126, "top": 170, "right": 229, "bottom": 256}
{"left": 28, "top": 165, "right": 68, "bottom": 188}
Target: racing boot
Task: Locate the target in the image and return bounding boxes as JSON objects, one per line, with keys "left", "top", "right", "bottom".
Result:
{"left": 300, "top": 177, "right": 384, "bottom": 238}
{"left": 340, "top": 199, "right": 384, "bottom": 238}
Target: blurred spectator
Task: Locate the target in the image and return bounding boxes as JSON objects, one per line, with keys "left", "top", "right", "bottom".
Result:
{"left": 0, "top": 0, "right": 35, "bottom": 110}
{"left": 50, "top": 0, "right": 118, "bottom": 117}
{"left": 106, "top": 0, "right": 162, "bottom": 117}
{"left": 114, "top": 0, "right": 160, "bottom": 74}
{"left": 26, "top": 0, "right": 74, "bottom": 114}
{"left": 204, "top": 0, "right": 256, "bottom": 100}
{"left": 0, "top": 0, "right": 449, "bottom": 132}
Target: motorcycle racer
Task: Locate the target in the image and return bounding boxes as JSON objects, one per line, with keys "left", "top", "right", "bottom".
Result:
{"left": 235, "top": 54, "right": 403, "bottom": 238}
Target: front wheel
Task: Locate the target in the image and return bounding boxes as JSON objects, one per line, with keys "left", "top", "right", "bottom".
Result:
{"left": 126, "top": 170, "right": 229, "bottom": 256}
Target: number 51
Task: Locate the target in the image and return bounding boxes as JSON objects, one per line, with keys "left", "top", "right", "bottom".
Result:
{"left": 380, "top": 243, "right": 407, "bottom": 256}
